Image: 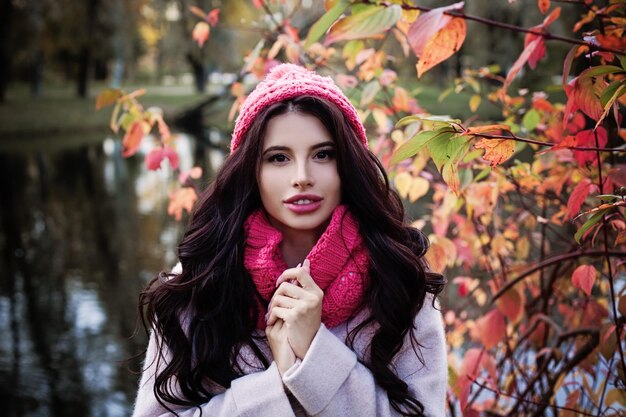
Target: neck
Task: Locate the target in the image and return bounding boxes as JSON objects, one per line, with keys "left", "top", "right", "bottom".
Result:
{"left": 279, "top": 231, "right": 318, "bottom": 267}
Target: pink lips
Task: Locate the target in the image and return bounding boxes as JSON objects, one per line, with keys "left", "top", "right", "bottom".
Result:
{"left": 283, "top": 194, "right": 323, "bottom": 214}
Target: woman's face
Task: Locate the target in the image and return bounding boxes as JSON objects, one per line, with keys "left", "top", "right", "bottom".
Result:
{"left": 258, "top": 112, "right": 341, "bottom": 238}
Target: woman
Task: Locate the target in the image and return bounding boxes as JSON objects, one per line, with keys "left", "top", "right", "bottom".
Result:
{"left": 133, "top": 63, "right": 447, "bottom": 417}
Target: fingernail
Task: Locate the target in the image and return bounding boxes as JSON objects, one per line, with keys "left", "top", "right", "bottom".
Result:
{"left": 264, "top": 312, "right": 268, "bottom": 322}
{"left": 297, "top": 262, "right": 301, "bottom": 268}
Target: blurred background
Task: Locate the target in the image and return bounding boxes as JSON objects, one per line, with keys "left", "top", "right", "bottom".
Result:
{"left": 0, "top": 0, "right": 581, "bottom": 416}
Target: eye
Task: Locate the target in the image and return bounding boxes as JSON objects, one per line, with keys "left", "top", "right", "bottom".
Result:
{"left": 268, "top": 153, "right": 289, "bottom": 163}
{"left": 314, "top": 149, "right": 336, "bottom": 160}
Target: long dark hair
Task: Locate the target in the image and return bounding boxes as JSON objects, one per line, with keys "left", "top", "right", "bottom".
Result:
{"left": 139, "top": 95, "right": 445, "bottom": 416}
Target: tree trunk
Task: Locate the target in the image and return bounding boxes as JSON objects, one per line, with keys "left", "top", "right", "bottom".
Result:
{"left": 0, "top": 0, "right": 14, "bottom": 102}
{"left": 77, "top": 0, "right": 100, "bottom": 98}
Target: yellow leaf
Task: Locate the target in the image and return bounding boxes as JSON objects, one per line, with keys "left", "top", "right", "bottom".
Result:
{"left": 409, "top": 176, "right": 430, "bottom": 202}
{"left": 605, "top": 388, "right": 626, "bottom": 407}
{"left": 469, "top": 94, "right": 481, "bottom": 112}
{"left": 474, "top": 138, "right": 516, "bottom": 167}
{"left": 416, "top": 18, "right": 466, "bottom": 78}
{"left": 96, "top": 89, "right": 122, "bottom": 110}
{"left": 394, "top": 172, "right": 412, "bottom": 199}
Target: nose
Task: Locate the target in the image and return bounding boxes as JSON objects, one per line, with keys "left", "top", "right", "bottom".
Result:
{"left": 291, "top": 159, "right": 314, "bottom": 189}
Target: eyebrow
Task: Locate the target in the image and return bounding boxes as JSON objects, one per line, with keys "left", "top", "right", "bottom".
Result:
{"left": 262, "top": 141, "right": 335, "bottom": 156}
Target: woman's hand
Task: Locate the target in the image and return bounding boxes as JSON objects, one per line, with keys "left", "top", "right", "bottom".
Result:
{"left": 266, "top": 318, "right": 296, "bottom": 376}
{"left": 267, "top": 259, "right": 323, "bottom": 359}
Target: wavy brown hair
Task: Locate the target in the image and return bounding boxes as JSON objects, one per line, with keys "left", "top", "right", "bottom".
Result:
{"left": 139, "top": 95, "right": 445, "bottom": 416}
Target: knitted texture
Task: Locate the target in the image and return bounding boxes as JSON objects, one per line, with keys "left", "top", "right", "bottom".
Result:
{"left": 230, "top": 63, "right": 368, "bottom": 153}
{"left": 243, "top": 205, "right": 369, "bottom": 329}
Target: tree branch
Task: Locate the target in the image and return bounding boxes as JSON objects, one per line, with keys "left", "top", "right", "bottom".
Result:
{"left": 491, "top": 250, "right": 626, "bottom": 302}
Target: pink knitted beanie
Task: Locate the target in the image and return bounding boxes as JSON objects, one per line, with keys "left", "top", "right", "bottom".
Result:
{"left": 230, "top": 63, "right": 368, "bottom": 153}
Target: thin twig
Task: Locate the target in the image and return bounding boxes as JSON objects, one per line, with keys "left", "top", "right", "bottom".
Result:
{"left": 491, "top": 250, "right": 626, "bottom": 302}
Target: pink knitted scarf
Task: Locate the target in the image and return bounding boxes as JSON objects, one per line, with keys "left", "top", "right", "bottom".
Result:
{"left": 243, "top": 205, "right": 369, "bottom": 330}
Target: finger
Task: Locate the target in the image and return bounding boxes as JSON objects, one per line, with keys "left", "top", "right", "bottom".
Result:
{"left": 267, "top": 306, "right": 291, "bottom": 326}
{"left": 271, "top": 294, "right": 299, "bottom": 309}
{"left": 275, "top": 281, "right": 309, "bottom": 299}
{"left": 303, "top": 258, "right": 310, "bottom": 272}
{"left": 278, "top": 267, "right": 318, "bottom": 290}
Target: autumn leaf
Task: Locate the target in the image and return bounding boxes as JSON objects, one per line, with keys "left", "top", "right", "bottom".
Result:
{"left": 179, "top": 167, "right": 203, "bottom": 184}
{"left": 472, "top": 309, "right": 507, "bottom": 349}
{"left": 567, "top": 178, "right": 596, "bottom": 219}
{"left": 496, "top": 287, "right": 525, "bottom": 324}
{"left": 168, "top": 188, "right": 198, "bottom": 221}
{"left": 573, "top": 127, "right": 608, "bottom": 166}
{"left": 500, "top": 8, "right": 560, "bottom": 97}
{"left": 469, "top": 95, "right": 481, "bottom": 112}
{"left": 96, "top": 88, "right": 122, "bottom": 110}
{"left": 563, "top": 73, "right": 606, "bottom": 127}
{"left": 474, "top": 138, "right": 516, "bottom": 167}
{"left": 465, "top": 124, "right": 510, "bottom": 135}
{"left": 192, "top": 22, "right": 210, "bottom": 47}
{"left": 206, "top": 8, "right": 220, "bottom": 26}
{"left": 146, "top": 147, "right": 179, "bottom": 171}
{"left": 325, "top": 4, "right": 402, "bottom": 46}
{"left": 122, "top": 121, "right": 147, "bottom": 158}
{"left": 408, "top": 2, "right": 466, "bottom": 78}
{"left": 189, "top": 5, "right": 207, "bottom": 20}
{"left": 538, "top": 0, "right": 550, "bottom": 14}
{"left": 572, "top": 264, "right": 596, "bottom": 296}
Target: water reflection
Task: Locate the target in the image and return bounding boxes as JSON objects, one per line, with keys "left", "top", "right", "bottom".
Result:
{"left": 0, "top": 133, "right": 217, "bottom": 417}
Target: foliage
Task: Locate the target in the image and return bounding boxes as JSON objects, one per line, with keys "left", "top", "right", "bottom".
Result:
{"left": 99, "top": 0, "right": 626, "bottom": 415}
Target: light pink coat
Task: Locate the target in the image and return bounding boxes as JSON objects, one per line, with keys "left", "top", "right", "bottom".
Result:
{"left": 131, "top": 293, "right": 447, "bottom": 417}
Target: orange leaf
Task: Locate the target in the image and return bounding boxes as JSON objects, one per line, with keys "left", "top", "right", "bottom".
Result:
{"left": 572, "top": 265, "right": 596, "bottom": 296}
{"left": 408, "top": 2, "right": 466, "bottom": 78}
{"left": 474, "top": 138, "right": 516, "bottom": 167}
{"left": 496, "top": 287, "right": 525, "bottom": 324}
{"left": 95, "top": 88, "right": 122, "bottom": 110}
{"left": 563, "top": 74, "right": 605, "bottom": 126}
{"left": 416, "top": 18, "right": 466, "bottom": 78}
{"left": 567, "top": 178, "right": 593, "bottom": 219}
{"left": 538, "top": 0, "right": 550, "bottom": 14}
{"left": 500, "top": 37, "right": 543, "bottom": 97}
{"left": 122, "top": 121, "right": 145, "bottom": 158}
{"left": 189, "top": 5, "right": 207, "bottom": 20}
{"left": 408, "top": 1, "right": 464, "bottom": 56}
{"left": 465, "top": 124, "right": 510, "bottom": 135}
{"left": 472, "top": 309, "right": 506, "bottom": 349}
{"left": 192, "top": 22, "right": 210, "bottom": 47}
{"left": 168, "top": 188, "right": 198, "bottom": 221}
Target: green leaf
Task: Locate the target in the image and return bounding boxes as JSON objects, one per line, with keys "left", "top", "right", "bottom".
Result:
{"left": 427, "top": 132, "right": 467, "bottom": 172}
{"left": 437, "top": 135, "right": 471, "bottom": 193}
{"left": 324, "top": 4, "right": 402, "bottom": 46}
{"left": 580, "top": 65, "right": 625, "bottom": 79}
{"left": 109, "top": 101, "right": 122, "bottom": 133}
{"left": 390, "top": 129, "right": 444, "bottom": 165}
{"left": 620, "top": 55, "right": 626, "bottom": 70}
{"left": 304, "top": 0, "right": 350, "bottom": 48}
{"left": 395, "top": 115, "right": 423, "bottom": 128}
{"left": 522, "top": 109, "right": 541, "bottom": 132}
{"left": 574, "top": 209, "right": 607, "bottom": 244}
{"left": 474, "top": 165, "right": 491, "bottom": 182}
{"left": 360, "top": 81, "right": 381, "bottom": 106}
{"left": 600, "top": 79, "right": 626, "bottom": 108}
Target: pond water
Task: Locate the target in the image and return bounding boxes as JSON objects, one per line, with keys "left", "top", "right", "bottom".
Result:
{"left": 0, "top": 132, "right": 222, "bottom": 417}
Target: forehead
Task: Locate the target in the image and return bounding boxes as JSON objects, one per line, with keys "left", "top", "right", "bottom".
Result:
{"left": 263, "top": 112, "right": 332, "bottom": 149}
